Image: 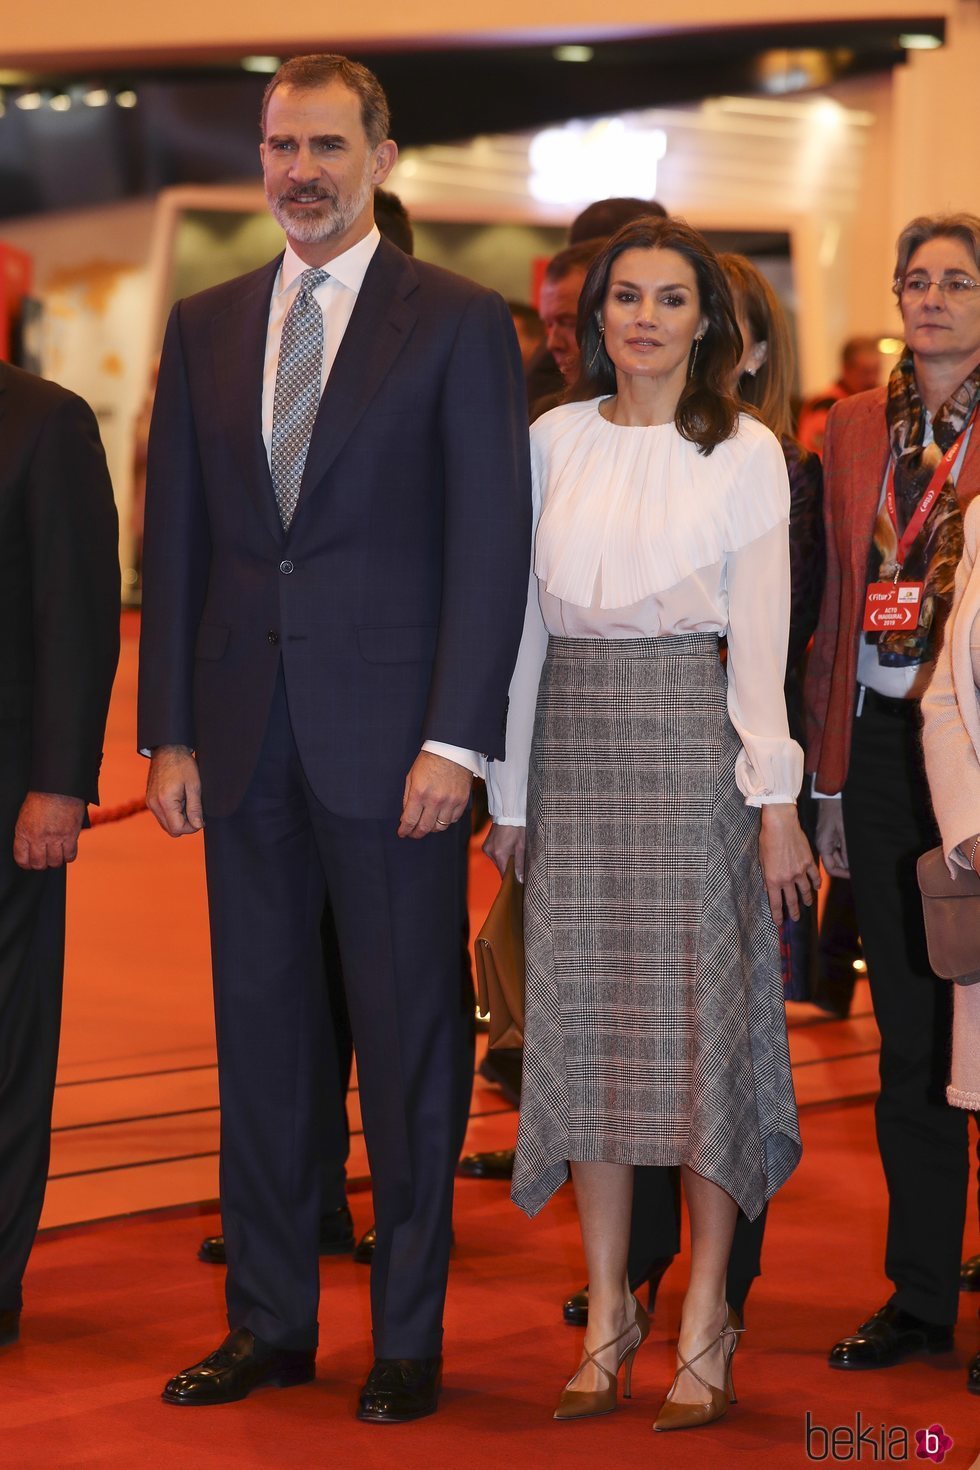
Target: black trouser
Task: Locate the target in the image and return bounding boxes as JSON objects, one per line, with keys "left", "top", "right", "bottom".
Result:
{"left": 626, "top": 1168, "right": 766, "bottom": 1311}
{"left": 204, "top": 673, "right": 474, "bottom": 1356}
{"left": 0, "top": 784, "right": 66, "bottom": 1312}
{"left": 842, "top": 687, "right": 968, "bottom": 1326}
{"left": 814, "top": 876, "right": 861, "bottom": 1012}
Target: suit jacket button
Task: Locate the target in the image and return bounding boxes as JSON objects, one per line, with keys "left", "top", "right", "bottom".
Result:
{"left": 279, "top": 559, "right": 294, "bottom": 575}
{"left": 267, "top": 630, "right": 279, "bottom": 645}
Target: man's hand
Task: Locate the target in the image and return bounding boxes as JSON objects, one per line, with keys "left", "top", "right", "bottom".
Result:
{"left": 13, "top": 792, "right": 87, "bottom": 870}
{"left": 815, "top": 800, "right": 849, "bottom": 880}
{"left": 398, "top": 751, "right": 472, "bottom": 838}
{"left": 483, "top": 822, "right": 526, "bottom": 883}
{"left": 147, "top": 744, "right": 204, "bottom": 837}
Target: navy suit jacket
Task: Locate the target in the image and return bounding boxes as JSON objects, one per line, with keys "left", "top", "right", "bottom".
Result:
{"left": 0, "top": 363, "right": 119, "bottom": 809}
{"left": 137, "top": 238, "right": 532, "bottom": 820}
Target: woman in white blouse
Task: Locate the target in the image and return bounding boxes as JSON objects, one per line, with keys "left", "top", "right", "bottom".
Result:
{"left": 484, "top": 218, "right": 817, "bottom": 1431}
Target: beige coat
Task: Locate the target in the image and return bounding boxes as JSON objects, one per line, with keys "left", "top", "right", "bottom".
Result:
{"left": 921, "top": 496, "right": 980, "bottom": 1109}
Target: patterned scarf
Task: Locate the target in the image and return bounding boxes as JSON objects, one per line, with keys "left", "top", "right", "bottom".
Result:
{"left": 870, "top": 352, "right": 980, "bottom": 666}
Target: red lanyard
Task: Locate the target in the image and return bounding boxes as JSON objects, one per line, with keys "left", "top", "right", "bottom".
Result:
{"left": 885, "top": 412, "right": 975, "bottom": 573}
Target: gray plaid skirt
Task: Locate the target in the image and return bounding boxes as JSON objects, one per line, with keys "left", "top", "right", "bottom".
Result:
{"left": 511, "top": 633, "right": 802, "bottom": 1221}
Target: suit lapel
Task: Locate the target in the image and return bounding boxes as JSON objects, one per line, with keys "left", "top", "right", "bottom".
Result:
{"left": 295, "top": 241, "right": 418, "bottom": 512}
{"left": 210, "top": 257, "right": 283, "bottom": 546}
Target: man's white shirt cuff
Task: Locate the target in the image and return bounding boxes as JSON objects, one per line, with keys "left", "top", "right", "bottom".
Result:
{"left": 422, "top": 741, "right": 483, "bottom": 779}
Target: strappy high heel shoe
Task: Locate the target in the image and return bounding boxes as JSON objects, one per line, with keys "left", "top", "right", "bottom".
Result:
{"left": 653, "top": 1304, "right": 744, "bottom": 1432}
{"left": 554, "top": 1294, "right": 651, "bottom": 1421}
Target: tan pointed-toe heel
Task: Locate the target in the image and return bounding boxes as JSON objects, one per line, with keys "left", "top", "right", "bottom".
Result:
{"left": 724, "top": 1304, "right": 745, "bottom": 1404}
{"left": 554, "top": 1294, "right": 650, "bottom": 1422}
{"left": 653, "top": 1305, "right": 744, "bottom": 1433}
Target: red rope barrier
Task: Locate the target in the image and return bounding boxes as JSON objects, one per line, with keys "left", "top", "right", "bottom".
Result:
{"left": 90, "top": 799, "right": 149, "bottom": 827}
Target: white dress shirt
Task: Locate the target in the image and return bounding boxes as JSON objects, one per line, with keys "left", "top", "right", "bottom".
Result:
{"left": 262, "top": 227, "right": 480, "bottom": 779}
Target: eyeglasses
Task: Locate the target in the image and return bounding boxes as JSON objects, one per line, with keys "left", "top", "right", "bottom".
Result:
{"left": 893, "top": 274, "right": 980, "bottom": 301}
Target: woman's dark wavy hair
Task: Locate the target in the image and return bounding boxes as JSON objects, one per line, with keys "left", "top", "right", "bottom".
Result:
{"left": 568, "top": 217, "right": 743, "bottom": 455}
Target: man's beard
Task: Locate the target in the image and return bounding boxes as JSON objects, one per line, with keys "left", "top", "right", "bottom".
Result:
{"left": 267, "top": 168, "right": 373, "bottom": 245}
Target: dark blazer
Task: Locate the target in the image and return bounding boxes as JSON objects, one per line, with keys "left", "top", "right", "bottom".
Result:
{"left": 0, "top": 362, "right": 119, "bottom": 806}
{"left": 137, "top": 238, "right": 532, "bottom": 820}
{"left": 805, "top": 384, "right": 980, "bottom": 794}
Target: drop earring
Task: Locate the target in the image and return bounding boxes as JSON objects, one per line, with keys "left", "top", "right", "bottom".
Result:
{"left": 588, "top": 324, "right": 605, "bottom": 370}
{"left": 689, "top": 335, "right": 703, "bottom": 378}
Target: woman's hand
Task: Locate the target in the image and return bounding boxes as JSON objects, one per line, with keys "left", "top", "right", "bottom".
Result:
{"left": 483, "top": 822, "right": 526, "bottom": 882}
{"left": 759, "top": 803, "right": 820, "bottom": 924}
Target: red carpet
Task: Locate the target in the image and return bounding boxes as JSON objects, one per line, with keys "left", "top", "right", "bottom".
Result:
{"left": 6, "top": 1098, "right": 980, "bottom": 1469}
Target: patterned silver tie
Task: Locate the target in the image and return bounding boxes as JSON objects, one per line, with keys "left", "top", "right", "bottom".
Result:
{"left": 271, "top": 267, "right": 328, "bottom": 529}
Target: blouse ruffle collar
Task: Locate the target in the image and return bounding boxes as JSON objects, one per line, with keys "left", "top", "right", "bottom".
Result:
{"left": 531, "top": 399, "right": 790, "bottom": 609}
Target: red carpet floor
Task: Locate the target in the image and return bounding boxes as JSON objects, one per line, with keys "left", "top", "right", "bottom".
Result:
{"left": 5, "top": 1098, "right": 980, "bottom": 1469}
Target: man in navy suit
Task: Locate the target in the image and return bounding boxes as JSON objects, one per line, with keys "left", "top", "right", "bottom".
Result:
{"left": 138, "top": 53, "right": 530, "bottom": 1421}
{"left": 0, "top": 365, "right": 118, "bottom": 1351}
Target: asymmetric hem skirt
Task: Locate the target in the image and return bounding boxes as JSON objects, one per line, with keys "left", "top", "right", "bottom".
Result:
{"left": 511, "top": 633, "right": 802, "bottom": 1220}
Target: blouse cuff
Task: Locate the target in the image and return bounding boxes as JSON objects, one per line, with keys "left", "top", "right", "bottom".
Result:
{"left": 735, "top": 739, "right": 804, "bottom": 808}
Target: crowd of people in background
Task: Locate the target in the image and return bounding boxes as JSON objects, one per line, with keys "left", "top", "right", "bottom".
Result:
{"left": 2, "top": 48, "right": 979, "bottom": 1441}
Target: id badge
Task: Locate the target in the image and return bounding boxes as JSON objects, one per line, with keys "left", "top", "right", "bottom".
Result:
{"left": 862, "top": 580, "right": 923, "bottom": 632}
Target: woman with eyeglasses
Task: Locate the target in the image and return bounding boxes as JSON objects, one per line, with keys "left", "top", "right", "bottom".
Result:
{"left": 806, "top": 213, "right": 980, "bottom": 1394}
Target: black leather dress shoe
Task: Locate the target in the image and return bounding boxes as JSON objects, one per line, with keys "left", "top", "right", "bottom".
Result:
{"left": 317, "top": 1204, "right": 356, "bottom": 1255}
{"left": 829, "top": 1303, "right": 954, "bottom": 1370}
{"left": 353, "top": 1225, "right": 377, "bottom": 1264}
{"left": 961, "top": 1253, "right": 980, "bottom": 1292}
{"left": 457, "top": 1148, "right": 514, "bottom": 1180}
{"left": 969, "top": 1348, "right": 980, "bottom": 1395}
{"left": 162, "top": 1328, "right": 315, "bottom": 1405}
{"left": 0, "top": 1309, "right": 21, "bottom": 1347}
{"left": 199, "top": 1204, "right": 355, "bottom": 1265}
{"left": 357, "top": 1357, "right": 442, "bottom": 1423}
{"left": 562, "top": 1256, "right": 673, "bottom": 1327}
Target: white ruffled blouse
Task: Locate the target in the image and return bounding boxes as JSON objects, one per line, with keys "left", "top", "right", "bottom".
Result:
{"left": 486, "top": 398, "right": 804, "bottom": 822}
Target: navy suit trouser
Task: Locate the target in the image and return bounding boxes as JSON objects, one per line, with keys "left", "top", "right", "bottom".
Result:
{"left": 203, "top": 670, "right": 472, "bottom": 1357}
{"left": 0, "top": 783, "right": 65, "bottom": 1312}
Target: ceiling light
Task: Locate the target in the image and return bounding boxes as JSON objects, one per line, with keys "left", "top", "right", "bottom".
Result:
{"left": 83, "top": 87, "right": 110, "bottom": 108}
{"left": 241, "top": 55, "right": 280, "bottom": 73}
{"left": 115, "top": 89, "right": 138, "bottom": 109}
{"left": 899, "top": 34, "right": 942, "bottom": 51}
{"left": 49, "top": 93, "right": 71, "bottom": 112}
{"left": 530, "top": 118, "right": 667, "bottom": 205}
{"left": 877, "top": 337, "right": 904, "bottom": 355}
{"left": 15, "top": 91, "right": 43, "bottom": 111}
{"left": 553, "top": 45, "right": 594, "bottom": 63}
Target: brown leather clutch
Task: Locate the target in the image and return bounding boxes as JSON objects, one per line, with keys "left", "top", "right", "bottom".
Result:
{"left": 475, "top": 857, "right": 525, "bottom": 1048}
{"left": 916, "top": 845, "right": 980, "bottom": 984}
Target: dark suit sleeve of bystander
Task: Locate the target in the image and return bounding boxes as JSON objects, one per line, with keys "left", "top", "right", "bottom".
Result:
{"left": 803, "top": 402, "right": 845, "bottom": 781}
{"left": 137, "top": 302, "right": 213, "bottom": 755}
{"left": 427, "top": 289, "right": 532, "bottom": 760}
{"left": 27, "top": 391, "right": 119, "bottom": 804}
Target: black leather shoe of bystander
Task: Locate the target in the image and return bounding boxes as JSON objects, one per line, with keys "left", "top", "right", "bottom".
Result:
{"left": 829, "top": 1303, "right": 954, "bottom": 1370}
